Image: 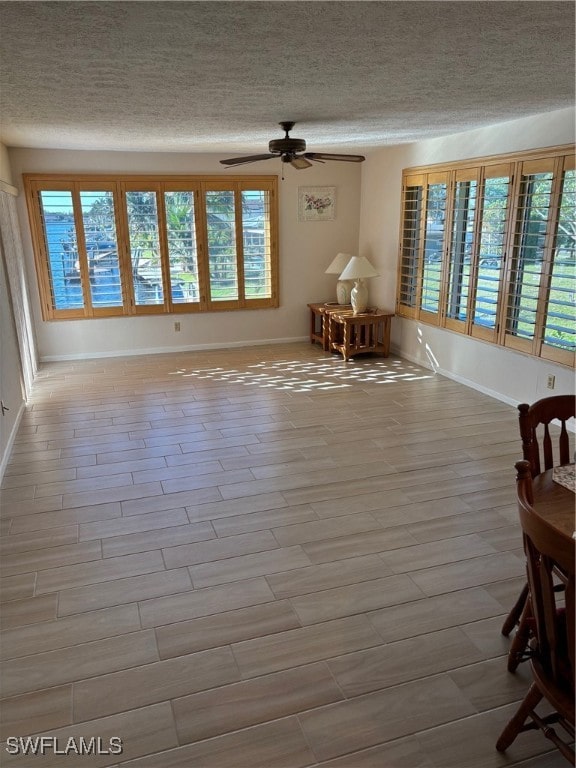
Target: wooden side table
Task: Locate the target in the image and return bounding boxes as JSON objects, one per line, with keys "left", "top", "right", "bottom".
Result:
{"left": 308, "top": 303, "right": 351, "bottom": 350}
{"left": 328, "top": 308, "right": 394, "bottom": 361}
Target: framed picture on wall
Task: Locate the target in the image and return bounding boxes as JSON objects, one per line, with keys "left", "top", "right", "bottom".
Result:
{"left": 298, "top": 186, "right": 336, "bottom": 221}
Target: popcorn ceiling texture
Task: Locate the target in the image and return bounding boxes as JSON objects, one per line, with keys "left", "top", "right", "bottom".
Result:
{"left": 0, "top": 1, "right": 574, "bottom": 152}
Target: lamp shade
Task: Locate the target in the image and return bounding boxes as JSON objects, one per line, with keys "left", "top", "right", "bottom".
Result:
{"left": 339, "top": 256, "right": 378, "bottom": 280}
{"left": 325, "top": 253, "right": 354, "bottom": 274}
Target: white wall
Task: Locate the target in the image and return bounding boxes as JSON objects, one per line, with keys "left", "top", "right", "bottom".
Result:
{"left": 0, "top": 249, "right": 26, "bottom": 480}
{"left": 0, "top": 145, "right": 26, "bottom": 480}
{"left": 359, "top": 108, "right": 575, "bottom": 405}
{"left": 8, "top": 149, "right": 361, "bottom": 360}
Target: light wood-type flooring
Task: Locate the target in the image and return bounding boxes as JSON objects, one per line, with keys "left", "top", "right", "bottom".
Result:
{"left": 0, "top": 343, "right": 571, "bottom": 767}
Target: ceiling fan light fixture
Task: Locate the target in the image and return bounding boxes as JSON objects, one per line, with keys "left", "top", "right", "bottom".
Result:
{"left": 290, "top": 156, "right": 313, "bottom": 169}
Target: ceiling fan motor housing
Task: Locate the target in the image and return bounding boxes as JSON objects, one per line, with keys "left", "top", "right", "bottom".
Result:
{"left": 268, "top": 137, "right": 306, "bottom": 154}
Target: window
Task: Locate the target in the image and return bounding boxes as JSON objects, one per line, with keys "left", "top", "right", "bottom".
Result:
{"left": 445, "top": 171, "right": 477, "bottom": 330}
{"left": 396, "top": 147, "right": 575, "bottom": 367}
{"left": 164, "top": 190, "right": 200, "bottom": 306}
{"left": 80, "top": 190, "right": 123, "bottom": 309}
{"left": 420, "top": 174, "right": 448, "bottom": 322}
{"left": 505, "top": 161, "right": 555, "bottom": 355}
{"left": 471, "top": 165, "right": 511, "bottom": 342}
{"left": 545, "top": 163, "right": 575, "bottom": 355}
{"left": 25, "top": 175, "right": 278, "bottom": 319}
{"left": 126, "top": 189, "right": 164, "bottom": 308}
{"left": 398, "top": 175, "right": 424, "bottom": 317}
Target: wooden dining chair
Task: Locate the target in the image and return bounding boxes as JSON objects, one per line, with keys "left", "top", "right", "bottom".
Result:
{"left": 496, "top": 460, "right": 575, "bottom": 763}
{"left": 501, "top": 395, "right": 575, "bottom": 672}
{"left": 518, "top": 395, "right": 575, "bottom": 479}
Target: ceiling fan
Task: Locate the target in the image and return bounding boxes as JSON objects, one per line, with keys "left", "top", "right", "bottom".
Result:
{"left": 219, "top": 122, "right": 365, "bottom": 170}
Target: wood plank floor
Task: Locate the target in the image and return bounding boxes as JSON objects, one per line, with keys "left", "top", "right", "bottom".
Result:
{"left": 0, "top": 343, "right": 570, "bottom": 767}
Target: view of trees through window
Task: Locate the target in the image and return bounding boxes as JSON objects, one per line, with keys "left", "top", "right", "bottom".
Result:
{"left": 164, "top": 191, "right": 199, "bottom": 304}
{"left": 473, "top": 173, "right": 510, "bottom": 333}
{"left": 421, "top": 181, "right": 447, "bottom": 315}
{"left": 26, "top": 176, "right": 278, "bottom": 319}
{"left": 397, "top": 149, "right": 574, "bottom": 367}
{"left": 544, "top": 168, "right": 575, "bottom": 349}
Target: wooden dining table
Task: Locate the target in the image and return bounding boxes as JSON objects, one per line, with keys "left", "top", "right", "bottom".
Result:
{"left": 502, "top": 460, "right": 575, "bottom": 673}
{"left": 531, "top": 464, "right": 575, "bottom": 540}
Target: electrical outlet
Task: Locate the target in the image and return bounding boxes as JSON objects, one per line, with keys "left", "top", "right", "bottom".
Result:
{"left": 174, "top": 322, "right": 181, "bottom": 332}
{"left": 546, "top": 374, "right": 555, "bottom": 390}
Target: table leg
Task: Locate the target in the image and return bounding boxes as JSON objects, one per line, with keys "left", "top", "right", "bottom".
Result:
{"left": 343, "top": 322, "right": 351, "bottom": 361}
{"left": 322, "top": 314, "right": 330, "bottom": 351}
{"left": 382, "top": 317, "right": 391, "bottom": 356}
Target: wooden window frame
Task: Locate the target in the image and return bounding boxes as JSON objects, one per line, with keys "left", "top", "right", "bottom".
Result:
{"left": 469, "top": 163, "right": 514, "bottom": 345}
{"left": 397, "top": 173, "right": 425, "bottom": 320}
{"left": 444, "top": 167, "right": 481, "bottom": 334}
{"left": 396, "top": 145, "right": 575, "bottom": 368}
{"left": 540, "top": 155, "right": 576, "bottom": 366}
{"left": 24, "top": 174, "right": 279, "bottom": 320}
{"left": 419, "top": 171, "right": 450, "bottom": 327}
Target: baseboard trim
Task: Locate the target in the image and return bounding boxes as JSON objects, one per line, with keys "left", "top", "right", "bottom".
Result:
{"left": 40, "top": 336, "right": 309, "bottom": 362}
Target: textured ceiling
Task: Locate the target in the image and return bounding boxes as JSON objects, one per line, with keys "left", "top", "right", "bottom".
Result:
{"left": 0, "top": 1, "right": 574, "bottom": 154}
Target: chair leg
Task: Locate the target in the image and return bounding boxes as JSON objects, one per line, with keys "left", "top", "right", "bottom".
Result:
{"left": 496, "top": 682, "right": 543, "bottom": 752}
{"left": 507, "top": 599, "right": 533, "bottom": 672}
{"left": 502, "top": 583, "right": 529, "bottom": 637}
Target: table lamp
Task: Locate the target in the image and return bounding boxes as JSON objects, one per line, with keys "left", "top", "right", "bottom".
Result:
{"left": 339, "top": 255, "right": 378, "bottom": 314}
{"left": 325, "top": 253, "right": 353, "bottom": 304}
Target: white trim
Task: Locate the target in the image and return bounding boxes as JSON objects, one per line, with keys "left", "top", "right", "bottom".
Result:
{"left": 40, "top": 335, "right": 309, "bottom": 362}
{"left": 0, "top": 401, "right": 26, "bottom": 483}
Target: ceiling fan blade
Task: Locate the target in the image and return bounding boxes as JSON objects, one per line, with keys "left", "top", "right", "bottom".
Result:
{"left": 290, "top": 156, "right": 313, "bottom": 170}
{"left": 304, "top": 152, "right": 366, "bottom": 163}
{"left": 219, "top": 154, "right": 277, "bottom": 167}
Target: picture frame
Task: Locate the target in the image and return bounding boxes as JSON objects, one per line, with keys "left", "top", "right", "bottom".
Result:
{"left": 298, "top": 186, "right": 336, "bottom": 221}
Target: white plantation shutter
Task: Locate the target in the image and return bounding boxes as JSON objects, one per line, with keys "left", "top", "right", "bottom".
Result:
{"left": 445, "top": 168, "right": 479, "bottom": 332}
{"left": 419, "top": 173, "right": 449, "bottom": 325}
{"left": 396, "top": 147, "right": 574, "bottom": 367}
{"left": 397, "top": 174, "right": 424, "bottom": 319}
{"left": 504, "top": 159, "right": 556, "bottom": 355}
{"left": 471, "top": 165, "right": 512, "bottom": 343}
{"left": 541, "top": 159, "right": 575, "bottom": 365}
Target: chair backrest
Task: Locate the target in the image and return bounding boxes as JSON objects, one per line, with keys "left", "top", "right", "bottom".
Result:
{"left": 518, "top": 395, "right": 575, "bottom": 478}
{"left": 515, "top": 460, "right": 575, "bottom": 699}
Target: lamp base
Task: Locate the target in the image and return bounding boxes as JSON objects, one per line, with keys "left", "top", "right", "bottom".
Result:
{"left": 336, "top": 280, "right": 352, "bottom": 305}
{"left": 350, "top": 279, "right": 368, "bottom": 314}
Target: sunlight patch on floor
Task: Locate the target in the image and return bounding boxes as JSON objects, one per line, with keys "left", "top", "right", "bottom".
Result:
{"left": 168, "top": 356, "right": 433, "bottom": 392}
